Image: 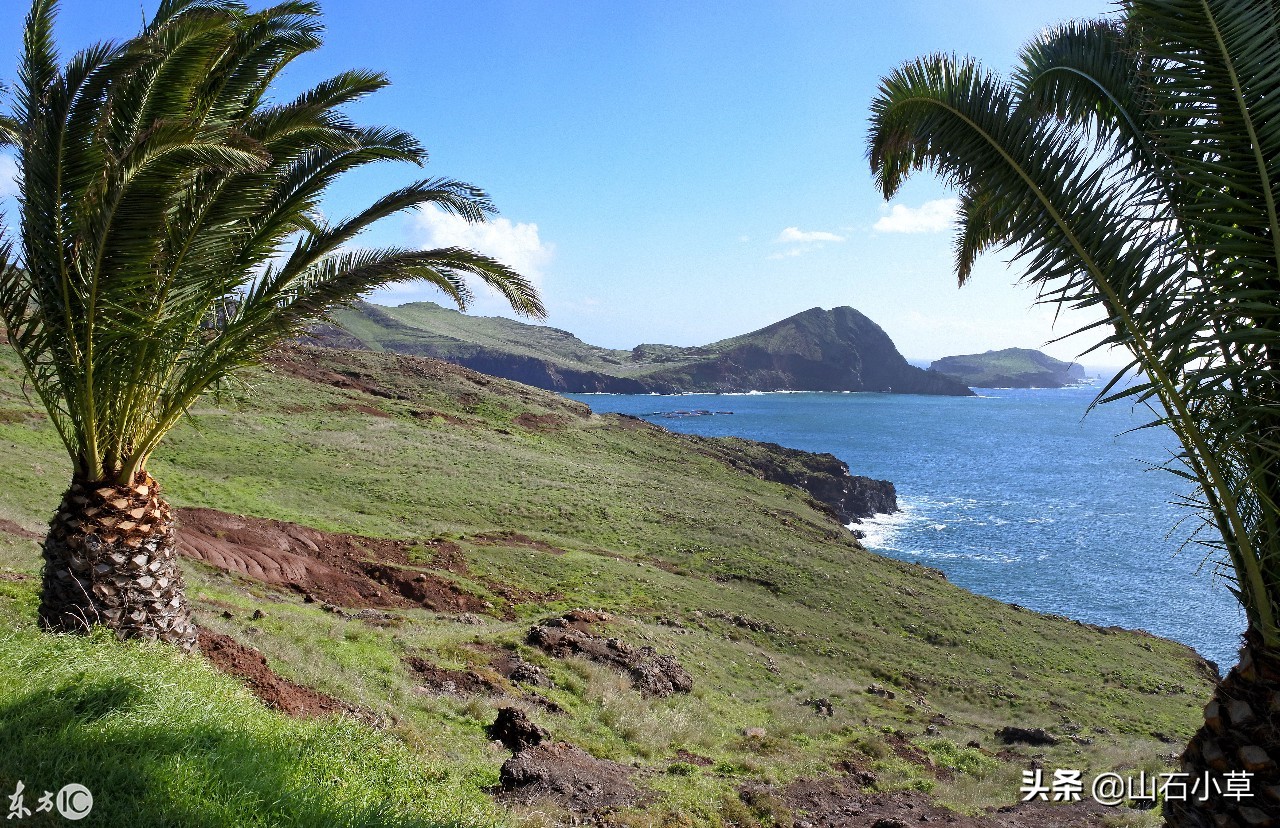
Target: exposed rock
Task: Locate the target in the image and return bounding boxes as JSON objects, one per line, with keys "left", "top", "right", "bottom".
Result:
{"left": 404, "top": 657, "right": 506, "bottom": 696}
{"left": 404, "top": 656, "right": 563, "bottom": 713}
{"left": 486, "top": 707, "right": 548, "bottom": 753}
{"left": 498, "top": 741, "right": 639, "bottom": 811}
{"left": 683, "top": 435, "right": 897, "bottom": 522}
{"left": 996, "top": 726, "right": 1059, "bottom": 746}
{"left": 490, "top": 651, "right": 554, "bottom": 688}
{"left": 527, "top": 612, "right": 692, "bottom": 697}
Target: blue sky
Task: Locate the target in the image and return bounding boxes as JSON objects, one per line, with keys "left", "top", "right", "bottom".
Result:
{"left": 0, "top": 0, "right": 1119, "bottom": 364}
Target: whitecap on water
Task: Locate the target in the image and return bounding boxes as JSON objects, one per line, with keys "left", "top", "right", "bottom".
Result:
{"left": 851, "top": 502, "right": 926, "bottom": 551}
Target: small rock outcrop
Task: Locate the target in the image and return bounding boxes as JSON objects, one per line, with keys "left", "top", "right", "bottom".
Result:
{"left": 996, "top": 726, "right": 1059, "bottom": 746}
{"left": 486, "top": 707, "right": 548, "bottom": 753}
{"left": 527, "top": 611, "right": 693, "bottom": 697}
{"left": 498, "top": 741, "right": 639, "bottom": 810}
{"left": 683, "top": 435, "right": 897, "bottom": 523}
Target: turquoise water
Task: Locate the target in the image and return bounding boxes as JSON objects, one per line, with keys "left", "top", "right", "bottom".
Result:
{"left": 566, "top": 386, "right": 1245, "bottom": 668}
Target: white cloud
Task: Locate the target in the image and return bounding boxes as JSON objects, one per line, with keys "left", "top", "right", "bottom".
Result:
{"left": 411, "top": 204, "right": 554, "bottom": 297}
{"left": 873, "top": 198, "right": 958, "bottom": 234}
{"left": 766, "top": 248, "right": 806, "bottom": 261}
{"left": 0, "top": 155, "right": 17, "bottom": 199}
{"left": 776, "top": 226, "right": 845, "bottom": 244}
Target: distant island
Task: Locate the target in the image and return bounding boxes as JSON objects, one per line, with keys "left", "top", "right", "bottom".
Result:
{"left": 307, "top": 302, "right": 974, "bottom": 396}
{"left": 929, "top": 348, "right": 1087, "bottom": 388}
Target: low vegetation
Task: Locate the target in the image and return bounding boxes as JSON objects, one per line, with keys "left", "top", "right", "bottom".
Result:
{"left": 0, "top": 343, "right": 1212, "bottom": 826}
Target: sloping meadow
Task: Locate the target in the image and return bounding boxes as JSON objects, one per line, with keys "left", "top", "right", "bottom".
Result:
{"left": 0, "top": 344, "right": 1214, "bottom": 826}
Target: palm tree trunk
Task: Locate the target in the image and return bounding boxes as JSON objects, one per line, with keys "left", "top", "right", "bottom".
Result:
{"left": 1165, "top": 629, "right": 1280, "bottom": 826}
{"left": 37, "top": 471, "right": 198, "bottom": 652}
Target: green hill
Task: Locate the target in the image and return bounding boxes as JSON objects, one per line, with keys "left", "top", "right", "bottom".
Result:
{"left": 929, "top": 348, "right": 1087, "bottom": 388}
{"left": 308, "top": 302, "right": 973, "bottom": 396}
{"left": 0, "top": 343, "right": 1209, "bottom": 826}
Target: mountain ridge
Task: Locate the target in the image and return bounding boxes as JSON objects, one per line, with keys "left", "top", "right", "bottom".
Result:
{"left": 307, "top": 301, "right": 975, "bottom": 396}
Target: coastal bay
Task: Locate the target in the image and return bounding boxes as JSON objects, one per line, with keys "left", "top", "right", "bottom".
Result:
{"left": 569, "top": 385, "right": 1246, "bottom": 668}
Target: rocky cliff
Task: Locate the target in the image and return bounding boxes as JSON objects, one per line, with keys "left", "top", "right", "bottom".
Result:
{"left": 681, "top": 434, "right": 897, "bottom": 524}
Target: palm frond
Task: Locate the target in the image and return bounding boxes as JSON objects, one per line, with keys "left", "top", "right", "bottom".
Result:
{"left": 868, "top": 30, "right": 1280, "bottom": 640}
{"left": 0, "top": 0, "right": 544, "bottom": 484}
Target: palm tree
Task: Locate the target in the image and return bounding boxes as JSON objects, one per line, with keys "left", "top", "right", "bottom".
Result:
{"left": 867, "top": 1, "right": 1279, "bottom": 824}
{"left": 0, "top": 0, "right": 543, "bottom": 653}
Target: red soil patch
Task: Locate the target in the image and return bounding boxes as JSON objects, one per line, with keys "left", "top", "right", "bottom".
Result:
{"left": 266, "top": 349, "right": 403, "bottom": 400}
{"left": 673, "top": 749, "right": 713, "bottom": 766}
{"left": 513, "top": 412, "right": 568, "bottom": 433}
{"left": 404, "top": 654, "right": 564, "bottom": 712}
{"left": 334, "top": 403, "right": 392, "bottom": 418}
{"left": 0, "top": 519, "right": 40, "bottom": 540}
{"left": 198, "top": 629, "right": 360, "bottom": 719}
{"left": 427, "top": 542, "right": 470, "bottom": 574}
{"left": 176, "top": 508, "right": 489, "bottom": 614}
{"left": 404, "top": 656, "right": 508, "bottom": 695}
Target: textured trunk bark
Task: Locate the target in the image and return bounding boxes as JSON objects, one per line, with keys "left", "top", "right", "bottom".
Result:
{"left": 37, "top": 471, "right": 198, "bottom": 652}
{"left": 1165, "top": 630, "right": 1280, "bottom": 826}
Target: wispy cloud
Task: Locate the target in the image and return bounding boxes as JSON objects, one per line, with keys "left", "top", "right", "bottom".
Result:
{"left": 776, "top": 226, "right": 845, "bottom": 244}
{"left": 411, "top": 204, "right": 554, "bottom": 294}
{"left": 765, "top": 225, "right": 845, "bottom": 259}
{"left": 873, "top": 198, "right": 957, "bottom": 233}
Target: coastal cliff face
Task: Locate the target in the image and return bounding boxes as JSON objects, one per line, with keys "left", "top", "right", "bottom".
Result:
{"left": 681, "top": 433, "right": 897, "bottom": 524}
{"left": 306, "top": 302, "right": 974, "bottom": 397}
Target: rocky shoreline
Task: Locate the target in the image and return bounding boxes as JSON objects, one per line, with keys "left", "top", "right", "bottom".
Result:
{"left": 680, "top": 433, "right": 897, "bottom": 525}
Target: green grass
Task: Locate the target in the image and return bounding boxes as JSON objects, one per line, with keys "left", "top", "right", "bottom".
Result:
{"left": 0, "top": 582, "right": 503, "bottom": 828}
{"left": 0, "top": 343, "right": 1212, "bottom": 826}
{"left": 928, "top": 348, "right": 1084, "bottom": 387}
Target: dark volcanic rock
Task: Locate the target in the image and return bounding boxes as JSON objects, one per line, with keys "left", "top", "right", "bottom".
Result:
{"left": 683, "top": 434, "right": 897, "bottom": 522}
{"left": 486, "top": 707, "right": 548, "bottom": 753}
{"left": 498, "top": 741, "right": 639, "bottom": 811}
{"left": 996, "top": 726, "right": 1060, "bottom": 746}
{"left": 490, "top": 651, "right": 554, "bottom": 688}
{"left": 527, "top": 612, "right": 693, "bottom": 697}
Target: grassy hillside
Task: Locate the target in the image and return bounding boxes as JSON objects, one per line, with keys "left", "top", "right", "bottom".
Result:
{"left": 929, "top": 348, "right": 1087, "bottom": 388}
{"left": 0, "top": 343, "right": 1211, "bottom": 826}
{"left": 326, "top": 301, "right": 658, "bottom": 377}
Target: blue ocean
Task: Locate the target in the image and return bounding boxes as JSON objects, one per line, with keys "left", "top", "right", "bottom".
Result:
{"left": 566, "top": 385, "right": 1245, "bottom": 668}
